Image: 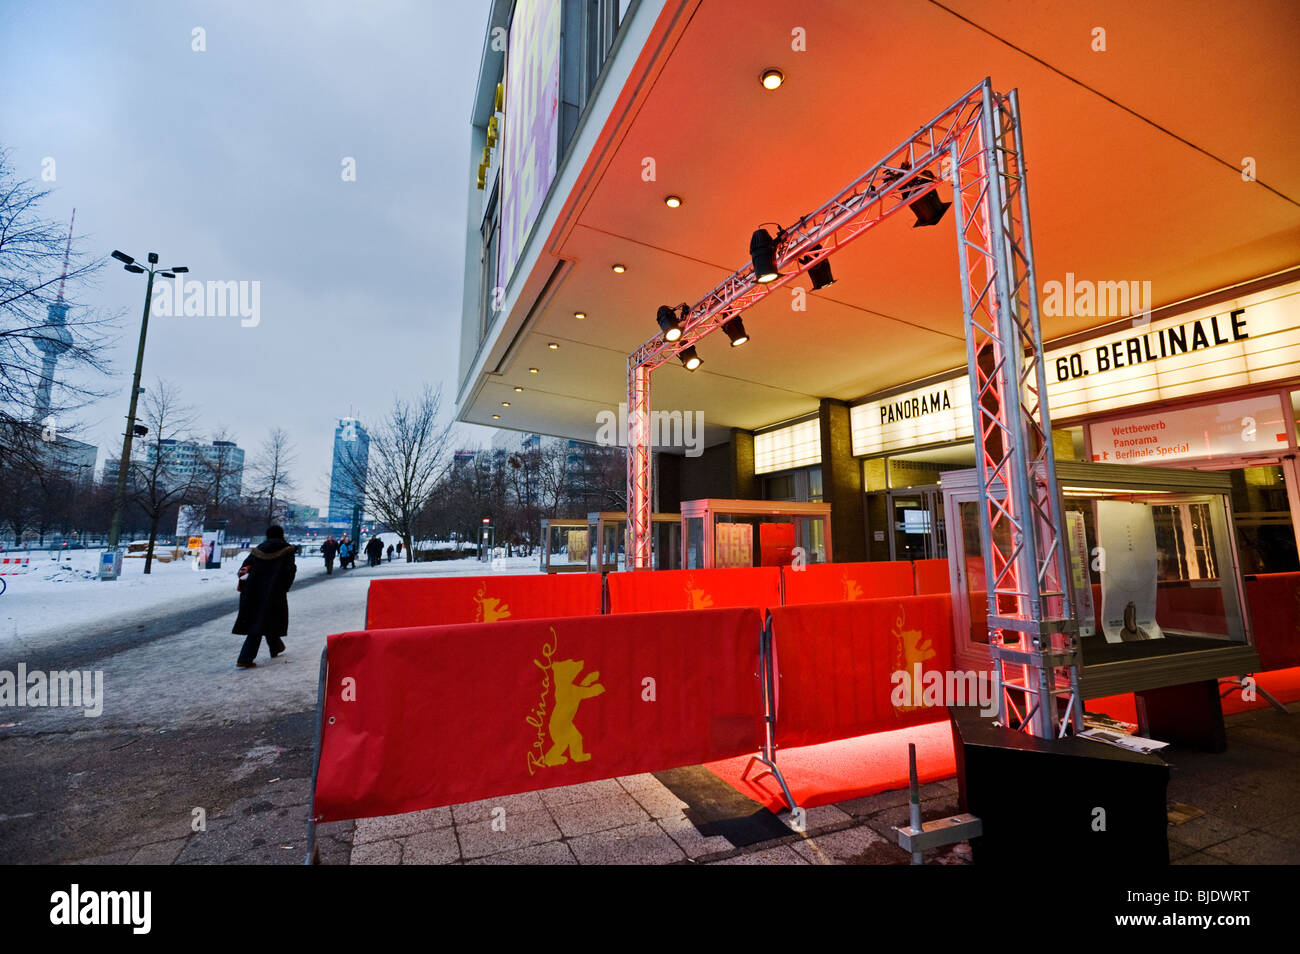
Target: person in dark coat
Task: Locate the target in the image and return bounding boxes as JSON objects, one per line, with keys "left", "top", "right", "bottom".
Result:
{"left": 321, "top": 535, "right": 339, "bottom": 575}
{"left": 386, "top": 544, "right": 394, "bottom": 562}
{"left": 233, "top": 525, "right": 297, "bottom": 668}
{"left": 366, "top": 535, "right": 384, "bottom": 567}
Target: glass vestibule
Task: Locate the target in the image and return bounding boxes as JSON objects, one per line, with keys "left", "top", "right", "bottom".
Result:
{"left": 540, "top": 518, "right": 589, "bottom": 573}
{"left": 680, "top": 499, "right": 831, "bottom": 569}
{"left": 586, "top": 512, "right": 681, "bottom": 571}
{"left": 941, "top": 461, "right": 1259, "bottom": 699}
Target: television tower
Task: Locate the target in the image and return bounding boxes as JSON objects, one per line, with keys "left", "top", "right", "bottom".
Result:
{"left": 33, "top": 209, "right": 76, "bottom": 422}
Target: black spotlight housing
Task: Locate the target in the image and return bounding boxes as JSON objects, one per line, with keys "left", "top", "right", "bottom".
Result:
{"left": 656, "top": 304, "right": 683, "bottom": 341}
{"left": 749, "top": 228, "right": 781, "bottom": 283}
{"left": 721, "top": 316, "right": 749, "bottom": 347}
{"left": 679, "top": 346, "right": 702, "bottom": 371}
{"left": 800, "top": 244, "right": 835, "bottom": 290}
{"left": 906, "top": 170, "right": 951, "bottom": 228}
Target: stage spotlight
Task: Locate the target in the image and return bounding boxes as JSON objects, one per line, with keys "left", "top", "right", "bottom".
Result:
{"left": 722, "top": 316, "right": 749, "bottom": 347}
{"left": 799, "top": 244, "right": 835, "bottom": 290}
{"left": 906, "top": 170, "right": 951, "bottom": 228}
{"left": 679, "top": 346, "right": 702, "bottom": 371}
{"left": 750, "top": 228, "right": 780, "bottom": 283}
{"left": 657, "top": 304, "right": 683, "bottom": 341}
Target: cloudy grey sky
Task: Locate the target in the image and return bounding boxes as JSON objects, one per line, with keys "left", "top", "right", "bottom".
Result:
{"left": 0, "top": 0, "right": 493, "bottom": 512}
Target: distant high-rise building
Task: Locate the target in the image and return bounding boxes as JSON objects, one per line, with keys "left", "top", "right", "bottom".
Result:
{"left": 329, "top": 417, "right": 370, "bottom": 522}
{"left": 103, "top": 438, "right": 245, "bottom": 499}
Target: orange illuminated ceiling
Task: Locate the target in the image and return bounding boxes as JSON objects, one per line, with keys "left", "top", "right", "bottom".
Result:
{"left": 463, "top": 0, "right": 1300, "bottom": 449}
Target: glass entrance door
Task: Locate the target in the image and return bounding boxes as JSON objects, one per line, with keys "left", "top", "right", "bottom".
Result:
{"left": 1222, "top": 462, "right": 1300, "bottom": 574}
{"left": 888, "top": 486, "right": 946, "bottom": 561}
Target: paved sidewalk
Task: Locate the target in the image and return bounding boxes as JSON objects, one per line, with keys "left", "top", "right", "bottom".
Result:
{"left": 335, "top": 700, "right": 1300, "bottom": 866}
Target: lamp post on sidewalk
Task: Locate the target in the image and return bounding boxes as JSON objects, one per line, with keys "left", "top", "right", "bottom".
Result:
{"left": 102, "top": 250, "right": 189, "bottom": 578}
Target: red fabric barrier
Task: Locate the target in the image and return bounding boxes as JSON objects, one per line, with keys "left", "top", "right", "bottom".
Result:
{"left": 1245, "top": 572, "right": 1300, "bottom": 671}
{"left": 364, "top": 573, "right": 601, "bottom": 629}
{"left": 913, "top": 559, "right": 950, "bottom": 595}
{"left": 606, "top": 566, "right": 781, "bottom": 614}
{"left": 781, "top": 561, "right": 915, "bottom": 605}
{"left": 769, "top": 594, "right": 955, "bottom": 748}
{"left": 314, "top": 607, "right": 764, "bottom": 822}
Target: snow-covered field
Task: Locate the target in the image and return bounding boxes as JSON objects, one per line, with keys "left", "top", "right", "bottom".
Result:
{"left": 0, "top": 546, "right": 542, "bottom": 653}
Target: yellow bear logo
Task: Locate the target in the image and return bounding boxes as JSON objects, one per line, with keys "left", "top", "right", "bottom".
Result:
{"left": 892, "top": 606, "right": 936, "bottom": 712}
{"left": 685, "top": 576, "right": 714, "bottom": 609}
{"left": 842, "top": 575, "right": 864, "bottom": 601}
{"left": 474, "top": 582, "right": 511, "bottom": 622}
{"left": 542, "top": 658, "right": 605, "bottom": 766}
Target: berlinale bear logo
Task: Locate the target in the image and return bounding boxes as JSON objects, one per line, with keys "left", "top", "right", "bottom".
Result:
{"left": 525, "top": 631, "right": 605, "bottom": 775}
{"left": 474, "top": 581, "right": 512, "bottom": 622}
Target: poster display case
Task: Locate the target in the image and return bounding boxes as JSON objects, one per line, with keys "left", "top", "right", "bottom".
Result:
{"left": 941, "top": 461, "right": 1259, "bottom": 697}
{"left": 587, "top": 512, "right": 681, "bottom": 572}
{"left": 679, "top": 499, "right": 832, "bottom": 569}
{"left": 540, "top": 518, "right": 589, "bottom": 573}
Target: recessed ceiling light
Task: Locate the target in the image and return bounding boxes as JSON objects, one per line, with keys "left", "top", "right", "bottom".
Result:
{"left": 492, "top": 414, "right": 500, "bottom": 420}
{"left": 514, "top": 386, "right": 523, "bottom": 392}
{"left": 548, "top": 342, "right": 559, "bottom": 349}
{"left": 664, "top": 195, "right": 682, "bottom": 208}
{"left": 574, "top": 311, "right": 586, "bottom": 320}
{"left": 528, "top": 367, "right": 538, "bottom": 373}
{"left": 502, "top": 401, "right": 510, "bottom": 407}
{"left": 760, "top": 68, "right": 784, "bottom": 90}
{"left": 612, "top": 264, "right": 626, "bottom": 273}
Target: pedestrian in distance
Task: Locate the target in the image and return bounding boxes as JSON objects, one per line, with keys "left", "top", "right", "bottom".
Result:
{"left": 396, "top": 540, "right": 403, "bottom": 559}
{"left": 233, "top": 525, "right": 297, "bottom": 669}
{"left": 338, "top": 534, "right": 353, "bottom": 570}
{"left": 321, "top": 534, "right": 339, "bottom": 575}
{"left": 386, "top": 544, "right": 394, "bottom": 562}
{"left": 366, "top": 535, "right": 384, "bottom": 567}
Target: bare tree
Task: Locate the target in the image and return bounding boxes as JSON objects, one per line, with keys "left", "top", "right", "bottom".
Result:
{"left": 335, "top": 386, "right": 454, "bottom": 561}
{"left": 128, "top": 379, "right": 201, "bottom": 573}
{"left": 199, "top": 427, "right": 243, "bottom": 522}
{"left": 0, "top": 148, "right": 117, "bottom": 431}
{"left": 251, "top": 427, "right": 297, "bottom": 524}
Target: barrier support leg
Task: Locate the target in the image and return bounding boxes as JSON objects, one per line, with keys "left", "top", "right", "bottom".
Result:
{"left": 304, "top": 647, "right": 329, "bottom": 865}
{"left": 1219, "top": 675, "right": 1290, "bottom": 715}
{"left": 741, "top": 618, "right": 798, "bottom": 813}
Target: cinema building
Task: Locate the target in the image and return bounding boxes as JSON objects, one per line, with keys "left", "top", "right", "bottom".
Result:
{"left": 454, "top": 2, "right": 1299, "bottom": 753}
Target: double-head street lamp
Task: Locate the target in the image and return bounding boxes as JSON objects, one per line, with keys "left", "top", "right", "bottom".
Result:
{"left": 104, "top": 250, "right": 189, "bottom": 557}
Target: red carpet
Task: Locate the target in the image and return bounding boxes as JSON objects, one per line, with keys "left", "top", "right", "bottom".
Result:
{"left": 704, "top": 720, "right": 955, "bottom": 812}
{"left": 705, "top": 668, "right": 1300, "bottom": 812}
{"left": 1088, "top": 666, "right": 1300, "bottom": 723}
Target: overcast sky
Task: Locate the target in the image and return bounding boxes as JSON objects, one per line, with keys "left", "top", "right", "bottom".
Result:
{"left": 0, "top": 0, "right": 493, "bottom": 512}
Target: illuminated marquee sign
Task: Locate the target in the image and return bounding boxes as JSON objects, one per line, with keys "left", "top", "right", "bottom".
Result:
{"left": 1088, "top": 393, "right": 1289, "bottom": 465}
{"left": 754, "top": 418, "right": 822, "bottom": 474}
{"left": 850, "top": 282, "right": 1300, "bottom": 456}
{"left": 850, "top": 379, "right": 973, "bottom": 456}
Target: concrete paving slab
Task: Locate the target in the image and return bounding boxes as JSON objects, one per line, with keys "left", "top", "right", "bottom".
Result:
{"left": 550, "top": 792, "right": 651, "bottom": 837}
{"left": 568, "top": 820, "right": 686, "bottom": 865}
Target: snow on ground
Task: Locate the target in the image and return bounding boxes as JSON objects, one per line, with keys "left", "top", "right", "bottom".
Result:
{"left": 0, "top": 549, "right": 548, "bottom": 733}
{"left": 0, "top": 546, "right": 542, "bottom": 654}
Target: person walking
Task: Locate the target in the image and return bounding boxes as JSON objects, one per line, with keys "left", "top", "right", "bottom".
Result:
{"left": 366, "top": 535, "right": 384, "bottom": 567}
{"left": 386, "top": 544, "right": 394, "bottom": 562}
{"left": 396, "top": 540, "right": 403, "bottom": 560}
{"left": 321, "top": 534, "right": 339, "bottom": 575}
{"left": 232, "top": 525, "right": 297, "bottom": 669}
{"left": 338, "top": 534, "right": 353, "bottom": 570}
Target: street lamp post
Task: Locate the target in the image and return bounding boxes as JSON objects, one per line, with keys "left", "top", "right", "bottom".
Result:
{"left": 103, "top": 250, "right": 188, "bottom": 573}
